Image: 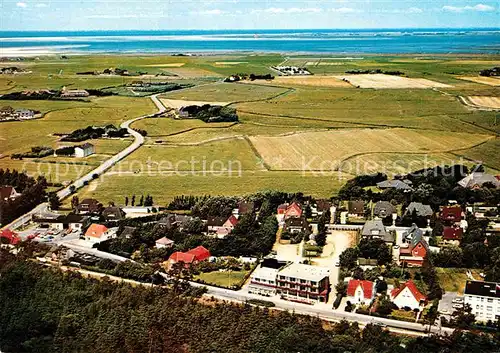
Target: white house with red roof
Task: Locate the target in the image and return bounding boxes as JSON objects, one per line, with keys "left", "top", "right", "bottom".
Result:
{"left": 390, "top": 280, "right": 426, "bottom": 310}
{"left": 347, "top": 279, "right": 375, "bottom": 305}
{"left": 84, "top": 224, "right": 109, "bottom": 243}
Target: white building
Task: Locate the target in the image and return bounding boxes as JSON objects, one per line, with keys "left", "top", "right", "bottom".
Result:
{"left": 249, "top": 265, "right": 281, "bottom": 296}
{"left": 74, "top": 143, "right": 95, "bottom": 158}
{"left": 464, "top": 280, "right": 500, "bottom": 323}
{"left": 276, "top": 263, "right": 330, "bottom": 304}
{"left": 155, "top": 237, "right": 174, "bottom": 249}
{"left": 390, "top": 280, "right": 426, "bottom": 310}
{"left": 346, "top": 279, "right": 375, "bottom": 305}
{"left": 14, "top": 108, "right": 35, "bottom": 119}
{"left": 61, "top": 88, "right": 90, "bottom": 98}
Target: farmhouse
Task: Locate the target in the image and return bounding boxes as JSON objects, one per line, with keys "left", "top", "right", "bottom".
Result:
{"left": 347, "top": 279, "right": 375, "bottom": 305}
{"left": 405, "top": 202, "right": 433, "bottom": 218}
{"left": 464, "top": 280, "right": 500, "bottom": 323}
{"left": 458, "top": 172, "right": 500, "bottom": 189}
{"left": 60, "top": 88, "right": 90, "bottom": 98}
{"left": 399, "top": 224, "right": 429, "bottom": 267}
{"left": 275, "top": 263, "right": 330, "bottom": 304}
{"left": 0, "top": 186, "right": 21, "bottom": 201}
{"left": 390, "top": 280, "right": 426, "bottom": 310}
{"left": 74, "top": 143, "right": 95, "bottom": 158}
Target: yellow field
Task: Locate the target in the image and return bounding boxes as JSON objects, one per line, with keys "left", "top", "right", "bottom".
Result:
{"left": 161, "top": 67, "right": 221, "bottom": 78}
{"left": 333, "top": 74, "right": 451, "bottom": 89}
{"left": 141, "top": 63, "right": 186, "bottom": 67}
{"left": 465, "top": 96, "right": 500, "bottom": 109}
{"left": 249, "top": 128, "right": 492, "bottom": 171}
{"left": 457, "top": 76, "right": 500, "bottom": 86}
{"left": 271, "top": 76, "right": 352, "bottom": 88}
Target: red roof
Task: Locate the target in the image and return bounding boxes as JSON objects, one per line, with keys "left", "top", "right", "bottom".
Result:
{"left": 441, "top": 206, "right": 462, "bottom": 222}
{"left": 169, "top": 252, "right": 196, "bottom": 264}
{"left": 443, "top": 226, "right": 463, "bottom": 240}
{"left": 391, "top": 280, "right": 426, "bottom": 302}
{"left": 186, "top": 245, "right": 211, "bottom": 262}
{"left": 224, "top": 215, "right": 238, "bottom": 227}
{"left": 0, "top": 229, "right": 19, "bottom": 245}
{"left": 84, "top": 224, "right": 108, "bottom": 238}
{"left": 0, "top": 186, "right": 17, "bottom": 200}
{"left": 347, "top": 279, "right": 373, "bottom": 299}
{"left": 285, "top": 202, "right": 303, "bottom": 217}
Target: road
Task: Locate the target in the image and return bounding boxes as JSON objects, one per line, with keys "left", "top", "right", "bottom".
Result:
{"left": 56, "top": 94, "right": 167, "bottom": 200}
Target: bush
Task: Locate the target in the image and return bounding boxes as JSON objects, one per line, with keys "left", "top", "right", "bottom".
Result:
{"left": 247, "top": 299, "right": 275, "bottom": 307}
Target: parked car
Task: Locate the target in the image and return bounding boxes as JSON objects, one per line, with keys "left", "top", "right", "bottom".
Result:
{"left": 452, "top": 303, "right": 463, "bottom": 309}
{"left": 452, "top": 297, "right": 464, "bottom": 304}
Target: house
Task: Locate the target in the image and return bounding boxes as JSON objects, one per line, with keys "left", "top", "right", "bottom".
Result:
{"left": 464, "top": 280, "right": 500, "bottom": 323}
{"left": 405, "top": 202, "right": 433, "bottom": 218}
{"left": 33, "top": 214, "right": 90, "bottom": 232}
{"left": 76, "top": 198, "right": 102, "bottom": 214}
{"left": 442, "top": 226, "right": 463, "bottom": 245}
{"left": 347, "top": 279, "right": 375, "bottom": 305}
{"left": 119, "top": 226, "right": 136, "bottom": 239}
{"left": 0, "top": 229, "right": 20, "bottom": 245}
{"left": 237, "top": 200, "right": 256, "bottom": 216}
{"left": 376, "top": 179, "right": 413, "bottom": 191}
{"left": 14, "top": 108, "right": 35, "bottom": 119}
{"left": 0, "top": 186, "right": 21, "bottom": 201}
{"left": 348, "top": 200, "right": 365, "bottom": 217}
{"left": 373, "top": 201, "right": 396, "bottom": 218}
{"left": 207, "top": 216, "right": 227, "bottom": 233}
{"left": 277, "top": 202, "right": 303, "bottom": 220}
{"left": 275, "top": 263, "right": 330, "bottom": 304}
{"left": 155, "top": 237, "right": 174, "bottom": 249}
{"left": 60, "top": 88, "right": 90, "bottom": 98}
{"left": 458, "top": 172, "right": 500, "bottom": 189}
{"left": 84, "top": 224, "right": 108, "bottom": 242}
{"left": 101, "top": 206, "right": 125, "bottom": 223}
{"left": 207, "top": 215, "right": 238, "bottom": 238}
{"left": 399, "top": 224, "right": 429, "bottom": 266}
{"left": 315, "top": 199, "right": 332, "bottom": 217}
{"left": 158, "top": 214, "right": 193, "bottom": 231}
{"left": 248, "top": 258, "right": 288, "bottom": 296}
{"left": 0, "top": 106, "right": 14, "bottom": 117}
{"left": 441, "top": 206, "right": 462, "bottom": 224}
{"left": 168, "top": 245, "right": 211, "bottom": 267}
{"left": 74, "top": 143, "right": 95, "bottom": 158}
{"left": 284, "top": 217, "right": 309, "bottom": 234}
{"left": 361, "top": 219, "right": 394, "bottom": 244}
{"left": 390, "top": 280, "right": 426, "bottom": 310}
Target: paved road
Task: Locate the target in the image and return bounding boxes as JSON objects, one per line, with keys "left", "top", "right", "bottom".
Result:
{"left": 56, "top": 94, "right": 167, "bottom": 200}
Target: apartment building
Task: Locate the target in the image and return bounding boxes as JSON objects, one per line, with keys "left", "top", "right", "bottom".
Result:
{"left": 276, "top": 263, "right": 330, "bottom": 304}
{"left": 464, "top": 280, "right": 500, "bottom": 323}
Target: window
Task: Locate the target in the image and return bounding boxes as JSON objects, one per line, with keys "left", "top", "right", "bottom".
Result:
{"left": 488, "top": 298, "right": 493, "bottom": 303}
{"left": 289, "top": 277, "right": 296, "bottom": 282}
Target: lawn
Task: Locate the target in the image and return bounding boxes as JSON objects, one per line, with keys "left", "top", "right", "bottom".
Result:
{"left": 454, "top": 138, "right": 500, "bottom": 171}
{"left": 195, "top": 270, "right": 250, "bottom": 288}
{"left": 435, "top": 268, "right": 482, "bottom": 293}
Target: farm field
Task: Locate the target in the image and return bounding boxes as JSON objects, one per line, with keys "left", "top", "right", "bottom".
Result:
{"left": 457, "top": 76, "right": 500, "bottom": 86}
{"left": 249, "top": 128, "right": 493, "bottom": 171}
{"left": 454, "top": 139, "right": 500, "bottom": 171}
{"left": 161, "top": 98, "right": 230, "bottom": 109}
{"left": 162, "top": 82, "right": 289, "bottom": 102}
{"left": 73, "top": 170, "right": 352, "bottom": 205}
{"left": 464, "top": 96, "right": 500, "bottom": 109}
{"left": 267, "top": 76, "right": 352, "bottom": 88}
{"left": 333, "top": 74, "right": 451, "bottom": 89}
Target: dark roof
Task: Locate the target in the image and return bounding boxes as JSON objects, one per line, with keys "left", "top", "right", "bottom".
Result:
{"left": 64, "top": 214, "right": 89, "bottom": 223}
{"left": 0, "top": 186, "right": 17, "bottom": 200}
{"left": 373, "top": 201, "right": 396, "bottom": 218}
{"left": 207, "top": 216, "right": 226, "bottom": 227}
{"left": 284, "top": 217, "right": 308, "bottom": 228}
{"left": 376, "top": 179, "right": 413, "bottom": 190}
{"left": 441, "top": 206, "right": 462, "bottom": 222}
{"left": 238, "top": 201, "right": 255, "bottom": 214}
{"left": 403, "top": 223, "right": 428, "bottom": 250}
{"left": 348, "top": 200, "right": 365, "bottom": 215}
{"left": 405, "top": 202, "right": 433, "bottom": 217}
{"left": 443, "top": 226, "right": 463, "bottom": 240}
{"left": 465, "top": 280, "right": 500, "bottom": 298}
{"left": 316, "top": 199, "right": 332, "bottom": 212}
{"left": 361, "top": 219, "right": 394, "bottom": 243}
{"left": 120, "top": 226, "right": 136, "bottom": 238}
{"left": 261, "top": 258, "right": 288, "bottom": 269}
{"left": 102, "top": 206, "right": 125, "bottom": 221}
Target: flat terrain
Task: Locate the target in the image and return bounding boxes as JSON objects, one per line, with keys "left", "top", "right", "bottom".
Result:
{"left": 457, "top": 76, "right": 500, "bottom": 86}
{"left": 161, "top": 98, "right": 230, "bottom": 109}
{"left": 249, "top": 128, "right": 492, "bottom": 171}
{"left": 1, "top": 53, "right": 498, "bottom": 203}
{"left": 333, "top": 74, "right": 451, "bottom": 89}
{"left": 465, "top": 96, "right": 500, "bottom": 109}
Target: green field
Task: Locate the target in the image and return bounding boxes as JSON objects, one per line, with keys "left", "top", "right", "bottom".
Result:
{"left": 194, "top": 270, "right": 250, "bottom": 288}
{"left": 1, "top": 53, "right": 498, "bottom": 203}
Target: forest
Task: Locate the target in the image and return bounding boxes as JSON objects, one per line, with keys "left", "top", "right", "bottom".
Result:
{"left": 0, "top": 251, "right": 499, "bottom": 353}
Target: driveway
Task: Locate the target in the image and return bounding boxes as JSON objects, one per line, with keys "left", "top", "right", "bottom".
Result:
{"left": 438, "top": 291, "right": 461, "bottom": 316}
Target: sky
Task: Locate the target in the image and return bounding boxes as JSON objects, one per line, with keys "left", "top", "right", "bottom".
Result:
{"left": 0, "top": 0, "right": 498, "bottom": 30}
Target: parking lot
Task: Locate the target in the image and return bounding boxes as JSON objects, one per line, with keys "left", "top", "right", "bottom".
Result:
{"left": 438, "top": 291, "right": 464, "bottom": 316}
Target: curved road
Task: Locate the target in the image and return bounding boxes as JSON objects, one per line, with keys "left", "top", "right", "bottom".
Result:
{"left": 2, "top": 94, "right": 166, "bottom": 231}
{"left": 56, "top": 94, "right": 166, "bottom": 200}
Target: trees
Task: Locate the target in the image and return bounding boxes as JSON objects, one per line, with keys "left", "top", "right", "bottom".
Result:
{"left": 450, "top": 304, "right": 476, "bottom": 329}
{"left": 375, "top": 295, "right": 396, "bottom": 316}
{"left": 339, "top": 248, "right": 359, "bottom": 269}
{"left": 48, "top": 192, "right": 61, "bottom": 210}
{"left": 358, "top": 238, "right": 392, "bottom": 266}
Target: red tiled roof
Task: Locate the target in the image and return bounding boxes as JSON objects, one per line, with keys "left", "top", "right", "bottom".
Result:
{"left": 0, "top": 229, "right": 19, "bottom": 245}
{"left": 225, "top": 215, "right": 238, "bottom": 227}
{"left": 186, "top": 246, "right": 211, "bottom": 262}
{"left": 84, "top": 224, "right": 108, "bottom": 238}
{"left": 169, "top": 252, "right": 195, "bottom": 264}
{"left": 443, "top": 227, "right": 463, "bottom": 240}
{"left": 347, "top": 279, "right": 373, "bottom": 299}
{"left": 391, "top": 280, "right": 426, "bottom": 302}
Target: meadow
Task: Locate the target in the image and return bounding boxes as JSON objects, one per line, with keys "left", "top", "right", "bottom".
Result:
{"left": 1, "top": 53, "right": 498, "bottom": 202}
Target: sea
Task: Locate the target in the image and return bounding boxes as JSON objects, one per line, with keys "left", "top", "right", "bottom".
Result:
{"left": 0, "top": 28, "right": 499, "bottom": 55}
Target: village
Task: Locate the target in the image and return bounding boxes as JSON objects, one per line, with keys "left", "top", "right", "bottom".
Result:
{"left": 1, "top": 165, "right": 499, "bottom": 331}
